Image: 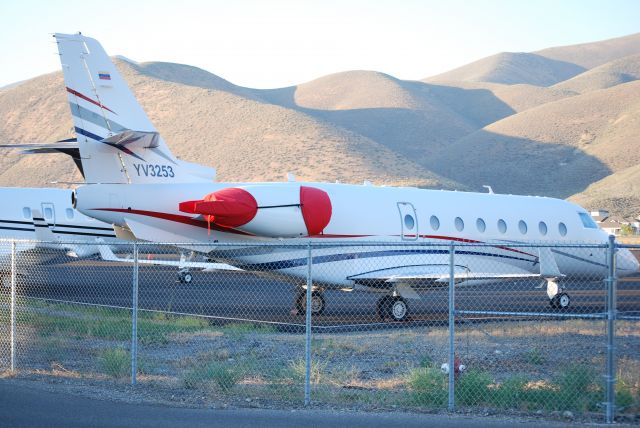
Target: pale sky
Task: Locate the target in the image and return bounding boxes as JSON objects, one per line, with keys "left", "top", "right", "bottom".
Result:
{"left": 1, "top": 0, "right": 639, "bottom": 89}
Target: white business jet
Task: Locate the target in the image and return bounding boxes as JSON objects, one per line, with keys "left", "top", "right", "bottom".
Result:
{"left": 47, "top": 33, "right": 638, "bottom": 320}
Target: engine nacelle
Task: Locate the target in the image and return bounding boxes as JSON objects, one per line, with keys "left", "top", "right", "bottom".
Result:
{"left": 179, "top": 185, "right": 332, "bottom": 238}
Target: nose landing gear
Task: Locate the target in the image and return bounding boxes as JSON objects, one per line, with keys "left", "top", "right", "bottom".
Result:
{"left": 546, "top": 279, "right": 570, "bottom": 309}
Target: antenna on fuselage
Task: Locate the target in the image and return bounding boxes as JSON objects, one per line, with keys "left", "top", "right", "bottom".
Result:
{"left": 483, "top": 185, "right": 494, "bottom": 194}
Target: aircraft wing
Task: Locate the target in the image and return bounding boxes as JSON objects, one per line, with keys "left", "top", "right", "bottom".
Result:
{"left": 348, "top": 247, "right": 562, "bottom": 284}
{"left": 348, "top": 263, "right": 540, "bottom": 284}
{"left": 96, "top": 244, "right": 242, "bottom": 271}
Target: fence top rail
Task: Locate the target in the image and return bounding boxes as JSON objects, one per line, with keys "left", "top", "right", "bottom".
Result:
{"left": 0, "top": 238, "right": 612, "bottom": 249}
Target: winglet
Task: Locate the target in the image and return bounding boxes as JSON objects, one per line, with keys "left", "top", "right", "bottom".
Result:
{"left": 97, "top": 243, "right": 119, "bottom": 262}
{"left": 32, "top": 209, "right": 57, "bottom": 241}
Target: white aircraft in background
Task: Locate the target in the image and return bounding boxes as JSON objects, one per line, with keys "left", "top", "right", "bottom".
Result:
{"left": 24, "top": 33, "right": 640, "bottom": 321}
{"left": 0, "top": 187, "right": 232, "bottom": 282}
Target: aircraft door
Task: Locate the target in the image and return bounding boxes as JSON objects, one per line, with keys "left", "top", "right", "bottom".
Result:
{"left": 397, "top": 202, "right": 418, "bottom": 240}
{"left": 41, "top": 202, "right": 56, "bottom": 227}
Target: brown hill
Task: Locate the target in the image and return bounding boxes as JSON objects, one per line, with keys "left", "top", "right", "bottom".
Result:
{"left": 0, "top": 60, "right": 457, "bottom": 190}
{"left": 552, "top": 54, "right": 640, "bottom": 94}
{"left": 428, "top": 80, "right": 576, "bottom": 112}
{"left": 259, "top": 71, "right": 516, "bottom": 167}
{"left": 425, "top": 80, "right": 640, "bottom": 198}
{"left": 426, "top": 52, "right": 585, "bottom": 86}
{"left": 536, "top": 32, "right": 640, "bottom": 69}
{"left": 570, "top": 164, "right": 640, "bottom": 219}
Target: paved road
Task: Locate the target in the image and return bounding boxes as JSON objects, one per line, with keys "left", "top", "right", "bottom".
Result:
{"left": 0, "top": 380, "right": 581, "bottom": 428}
{"left": 5, "top": 254, "right": 640, "bottom": 330}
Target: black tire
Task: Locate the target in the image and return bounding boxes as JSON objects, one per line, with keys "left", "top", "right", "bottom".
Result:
{"left": 178, "top": 270, "right": 192, "bottom": 283}
{"left": 549, "top": 293, "right": 570, "bottom": 310}
{"left": 295, "top": 291, "right": 326, "bottom": 315}
{"left": 389, "top": 297, "right": 409, "bottom": 321}
{"left": 377, "top": 296, "right": 409, "bottom": 321}
{"left": 557, "top": 292, "right": 570, "bottom": 309}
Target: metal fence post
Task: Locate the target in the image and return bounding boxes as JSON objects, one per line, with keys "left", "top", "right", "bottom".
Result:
{"left": 448, "top": 242, "right": 455, "bottom": 411}
{"left": 304, "top": 243, "right": 312, "bottom": 406}
{"left": 303, "top": 243, "right": 313, "bottom": 405}
{"left": 131, "top": 242, "right": 139, "bottom": 385}
{"left": 10, "top": 240, "right": 16, "bottom": 372}
{"left": 605, "top": 235, "right": 617, "bottom": 423}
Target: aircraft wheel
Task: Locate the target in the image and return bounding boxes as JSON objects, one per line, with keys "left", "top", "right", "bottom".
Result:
{"left": 377, "top": 296, "right": 409, "bottom": 321}
{"left": 178, "top": 270, "right": 193, "bottom": 284}
{"left": 390, "top": 297, "right": 409, "bottom": 321}
{"left": 296, "top": 291, "right": 326, "bottom": 315}
{"left": 557, "top": 292, "right": 570, "bottom": 309}
{"left": 549, "top": 293, "right": 570, "bottom": 309}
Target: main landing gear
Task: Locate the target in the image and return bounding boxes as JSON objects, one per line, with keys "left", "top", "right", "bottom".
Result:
{"left": 295, "top": 289, "right": 326, "bottom": 315}
{"left": 546, "top": 279, "right": 570, "bottom": 309}
{"left": 377, "top": 295, "right": 409, "bottom": 322}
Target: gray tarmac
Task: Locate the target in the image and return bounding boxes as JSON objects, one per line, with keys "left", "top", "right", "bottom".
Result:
{"left": 8, "top": 253, "right": 640, "bottom": 330}
{"left": 0, "top": 380, "right": 582, "bottom": 428}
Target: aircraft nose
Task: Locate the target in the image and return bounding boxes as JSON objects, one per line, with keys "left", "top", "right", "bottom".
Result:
{"left": 617, "top": 248, "right": 640, "bottom": 276}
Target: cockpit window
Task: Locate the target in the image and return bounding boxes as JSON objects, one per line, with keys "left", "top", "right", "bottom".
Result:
{"left": 578, "top": 212, "right": 598, "bottom": 229}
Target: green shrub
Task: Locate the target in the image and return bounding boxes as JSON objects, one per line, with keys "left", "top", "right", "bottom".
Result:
{"left": 408, "top": 367, "right": 447, "bottom": 407}
{"left": 99, "top": 347, "right": 130, "bottom": 378}
{"left": 183, "top": 361, "right": 242, "bottom": 392}
{"left": 287, "top": 358, "right": 325, "bottom": 384}
{"left": 556, "top": 365, "right": 602, "bottom": 411}
{"left": 456, "top": 369, "right": 493, "bottom": 405}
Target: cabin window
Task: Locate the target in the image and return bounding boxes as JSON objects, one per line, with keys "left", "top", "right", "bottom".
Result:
{"left": 518, "top": 220, "right": 528, "bottom": 234}
{"left": 578, "top": 212, "right": 598, "bottom": 229}
{"left": 22, "top": 207, "right": 32, "bottom": 219}
{"left": 404, "top": 214, "right": 415, "bottom": 230}
{"left": 539, "top": 221, "right": 548, "bottom": 236}
{"left": 66, "top": 208, "right": 75, "bottom": 220}
{"left": 558, "top": 222, "right": 568, "bottom": 236}
{"left": 455, "top": 217, "right": 464, "bottom": 232}
{"left": 44, "top": 207, "right": 54, "bottom": 221}
{"left": 430, "top": 215, "right": 440, "bottom": 231}
{"left": 476, "top": 218, "right": 486, "bottom": 233}
{"left": 497, "top": 219, "right": 507, "bottom": 234}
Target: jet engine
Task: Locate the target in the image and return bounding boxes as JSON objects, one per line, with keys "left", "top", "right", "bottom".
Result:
{"left": 179, "top": 185, "right": 332, "bottom": 238}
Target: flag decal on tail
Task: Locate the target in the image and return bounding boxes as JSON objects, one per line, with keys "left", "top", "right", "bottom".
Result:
{"left": 98, "top": 72, "right": 111, "bottom": 80}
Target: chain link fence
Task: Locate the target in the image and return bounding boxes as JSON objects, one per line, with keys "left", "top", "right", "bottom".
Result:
{"left": 0, "top": 238, "right": 638, "bottom": 423}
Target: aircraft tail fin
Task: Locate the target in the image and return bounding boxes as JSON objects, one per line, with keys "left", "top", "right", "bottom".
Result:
{"left": 54, "top": 33, "right": 216, "bottom": 184}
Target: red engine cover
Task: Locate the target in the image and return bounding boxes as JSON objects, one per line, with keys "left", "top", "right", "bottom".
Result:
{"left": 179, "top": 188, "right": 258, "bottom": 228}
{"left": 300, "top": 186, "right": 332, "bottom": 235}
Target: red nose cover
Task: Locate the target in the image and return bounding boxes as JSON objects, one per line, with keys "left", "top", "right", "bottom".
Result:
{"left": 179, "top": 188, "right": 258, "bottom": 228}
{"left": 300, "top": 186, "right": 332, "bottom": 235}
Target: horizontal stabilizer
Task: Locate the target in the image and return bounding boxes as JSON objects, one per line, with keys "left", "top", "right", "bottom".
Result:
{"left": 0, "top": 139, "right": 83, "bottom": 177}
{"left": 102, "top": 130, "right": 160, "bottom": 149}
{"left": 97, "top": 241, "right": 240, "bottom": 271}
